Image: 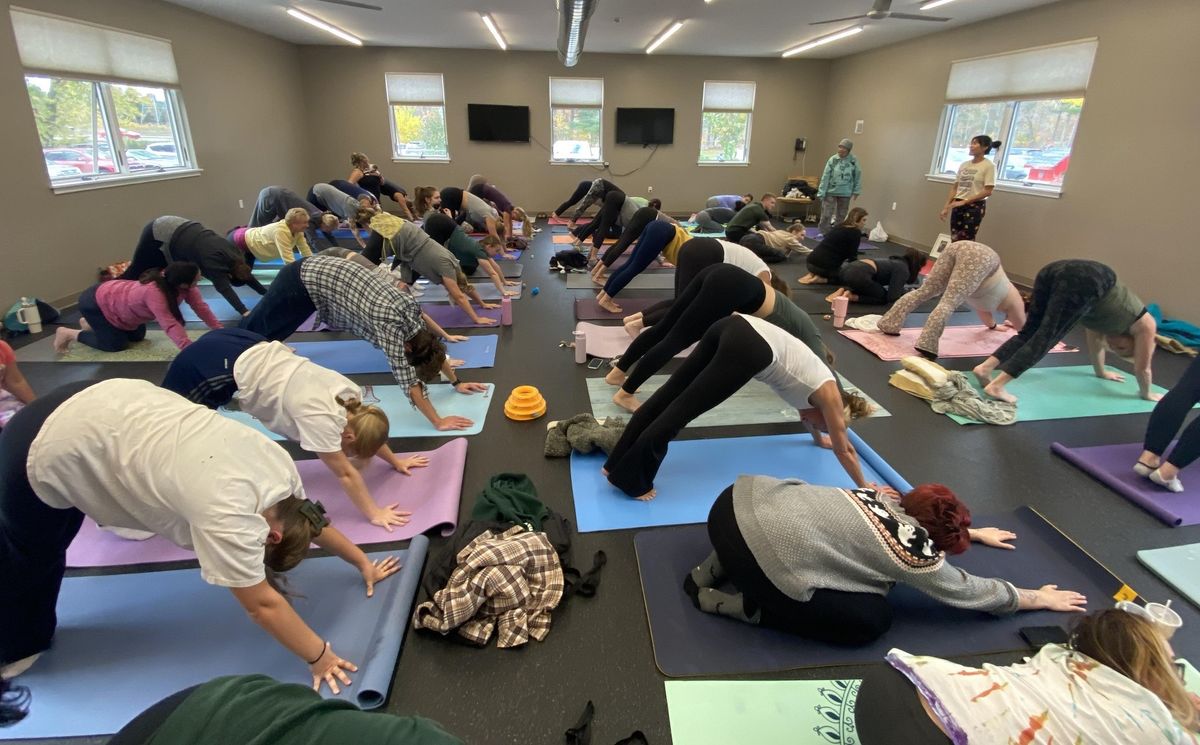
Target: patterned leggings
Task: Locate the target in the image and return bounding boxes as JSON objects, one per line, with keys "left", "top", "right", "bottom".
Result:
{"left": 950, "top": 201, "right": 986, "bottom": 241}
{"left": 878, "top": 241, "right": 1000, "bottom": 356}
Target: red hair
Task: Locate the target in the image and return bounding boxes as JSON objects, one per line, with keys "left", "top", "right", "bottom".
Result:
{"left": 900, "top": 484, "right": 971, "bottom": 555}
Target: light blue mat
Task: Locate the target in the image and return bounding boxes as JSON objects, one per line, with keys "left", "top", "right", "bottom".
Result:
{"left": 183, "top": 284, "right": 262, "bottom": 322}
{"left": 221, "top": 383, "right": 495, "bottom": 438}
{"left": 2, "top": 543, "right": 427, "bottom": 738}
{"left": 289, "top": 336, "right": 497, "bottom": 373}
{"left": 571, "top": 430, "right": 902, "bottom": 532}
{"left": 1138, "top": 543, "right": 1200, "bottom": 609}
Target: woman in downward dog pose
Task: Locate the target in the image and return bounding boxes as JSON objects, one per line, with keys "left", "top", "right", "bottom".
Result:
{"left": 594, "top": 220, "right": 692, "bottom": 314}
{"left": 603, "top": 313, "right": 874, "bottom": 501}
{"left": 589, "top": 205, "right": 676, "bottom": 285}
{"left": 877, "top": 240, "right": 1026, "bottom": 358}
{"left": 825, "top": 248, "right": 924, "bottom": 306}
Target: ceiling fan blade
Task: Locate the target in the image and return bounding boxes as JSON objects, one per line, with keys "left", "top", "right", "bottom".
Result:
{"left": 315, "top": 0, "right": 384, "bottom": 10}
{"left": 872, "top": 0, "right": 894, "bottom": 12}
{"left": 809, "top": 14, "right": 868, "bottom": 25}
{"left": 886, "top": 12, "right": 950, "bottom": 21}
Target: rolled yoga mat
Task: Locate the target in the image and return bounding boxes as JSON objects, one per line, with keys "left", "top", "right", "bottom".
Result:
{"left": 66, "top": 438, "right": 467, "bottom": 568}
{"left": 1137, "top": 544, "right": 1200, "bottom": 610}
{"left": 570, "top": 430, "right": 900, "bottom": 533}
{"left": 220, "top": 383, "right": 495, "bottom": 438}
{"left": 416, "top": 281, "right": 522, "bottom": 302}
{"left": 944, "top": 366, "right": 1174, "bottom": 425}
{"left": 4, "top": 542, "right": 428, "bottom": 739}
{"left": 573, "top": 322, "right": 693, "bottom": 361}
{"left": 1051, "top": 440, "right": 1199, "bottom": 527}
{"left": 574, "top": 297, "right": 663, "bottom": 321}
{"left": 567, "top": 272, "right": 673, "bottom": 290}
{"left": 15, "top": 330, "right": 207, "bottom": 363}
{"left": 473, "top": 261, "right": 523, "bottom": 279}
{"left": 665, "top": 680, "right": 860, "bottom": 745}
{"left": 838, "top": 325, "right": 1078, "bottom": 361}
{"left": 288, "top": 336, "right": 497, "bottom": 372}
{"left": 422, "top": 304, "right": 504, "bottom": 329}
{"left": 636, "top": 506, "right": 1136, "bottom": 677}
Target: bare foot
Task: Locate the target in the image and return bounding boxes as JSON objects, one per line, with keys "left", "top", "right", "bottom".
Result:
{"left": 635, "top": 488, "right": 657, "bottom": 502}
{"left": 798, "top": 274, "right": 828, "bottom": 285}
{"left": 982, "top": 380, "right": 1018, "bottom": 403}
{"left": 624, "top": 317, "right": 644, "bottom": 338}
{"left": 597, "top": 296, "right": 623, "bottom": 314}
{"left": 623, "top": 312, "right": 643, "bottom": 325}
{"left": 605, "top": 367, "right": 627, "bottom": 386}
{"left": 825, "top": 288, "right": 846, "bottom": 303}
{"left": 612, "top": 389, "right": 641, "bottom": 413}
{"left": 591, "top": 273, "right": 606, "bottom": 286}
{"left": 79, "top": 317, "right": 92, "bottom": 331}
{"left": 53, "top": 327, "right": 75, "bottom": 353}
{"left": 971, "top": 365, "right": 993, "bottom": 389}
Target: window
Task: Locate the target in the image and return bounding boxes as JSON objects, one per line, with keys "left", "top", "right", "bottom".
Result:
{"left": 699, "top": 81, "right": 755, "bottom": 164}
{"left": 12, "top": 8, "right": 197, "bottom": 189}
{"left": 930, "top": 39, "right": 1097, "bottom": 194}
{"left": 385, "top": 73, "right": 449, "bottom": 161}
{"left": 549, "top": 77, "right": 603, "bottom": 163}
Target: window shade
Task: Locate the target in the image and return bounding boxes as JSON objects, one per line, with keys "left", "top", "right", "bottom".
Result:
{"left": 385, "top": 73, "right": 445, "bottom": 104}
{"left": 550, "top": 77, "right": 603, "bottom": 107}
{"left": 702, "top": 81, "right": 756, "bottom": 111}
{"left": 946, "top": 39, "right": 1098, "bottom": 102}
{"left": 10, "top": 7, "right": 179, "bottom": 86}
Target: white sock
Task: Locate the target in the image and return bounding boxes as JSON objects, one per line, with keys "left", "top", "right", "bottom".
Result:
{"left": 1133, "top": 461, "right": 1155, "bottom": 477}
{"left": 1149, "top": 469, "right": 1185, "bottom": 493}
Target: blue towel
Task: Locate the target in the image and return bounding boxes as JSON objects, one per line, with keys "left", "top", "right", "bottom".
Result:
{"left": 1149, "top": 304, "right": 1200, "bottom": 348}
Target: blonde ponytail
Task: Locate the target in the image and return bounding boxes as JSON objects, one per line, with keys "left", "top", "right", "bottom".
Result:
{"left": 341, "top": 398, "right": 389, "bottom": 459}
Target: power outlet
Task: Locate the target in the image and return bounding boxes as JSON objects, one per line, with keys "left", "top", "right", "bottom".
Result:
{"left": 238, "top": 199, "right": 244, "bottom": 209}
{"left": 855, "top": 120, "right": 864, "bottom": 134}
{"left": 647, "top": 186, "right": 654, "bottom": 192}
{"left": 892, "top": 202, "right": 897, "bottom": 211}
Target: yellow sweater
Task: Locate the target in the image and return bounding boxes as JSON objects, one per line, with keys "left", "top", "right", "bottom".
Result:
{"left": 243, "top": 220, "right": 312, "bottom": 264}
{"left": 660, "top": 225, "right": 690, "bottom": 265}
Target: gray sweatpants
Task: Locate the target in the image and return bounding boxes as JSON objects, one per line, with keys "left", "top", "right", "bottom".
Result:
{"left": 694, "top": 208, "right": 735, "bottom": 233}
{"left": 818, "top": 196, "right": 851, "bottom": 232}
{"left": 249, "top": 186, "right": 317, "bottom": 227}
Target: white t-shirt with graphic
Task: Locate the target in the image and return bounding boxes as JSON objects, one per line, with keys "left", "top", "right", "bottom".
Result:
{"left": 954, "top": 158, "right": 996, "bottom": 201}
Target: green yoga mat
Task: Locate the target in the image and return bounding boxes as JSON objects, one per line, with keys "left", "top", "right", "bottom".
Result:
{"left": 665, "top": 680, "right": 860, "bottom": 745}
{"left": 947, "top": 365, "right": 1169, "bottom": 425}
{"left": 199, "top": 267, "right": 281, "bottom": 286}
{"left": 586, "top": 373, "right": 889, "bottom": 427}
{"left": 15, "top": 329, "right": 207, "bottom": 363}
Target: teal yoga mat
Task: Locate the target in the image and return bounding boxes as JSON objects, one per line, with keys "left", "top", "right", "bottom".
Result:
{"left": 946, "top": 365, "right": 1168, "bottom": 424}
{"left": 220, "top": 383, "right": 495, "bottom": 438}
{"left": 566, "top": 272, "right": 673, "bottom": 290}
{"left": 665, "top": 680, "right": 860, "bottom": 745}
{"left": 1138, "top": 543, "right": 1200, "bottom": 609}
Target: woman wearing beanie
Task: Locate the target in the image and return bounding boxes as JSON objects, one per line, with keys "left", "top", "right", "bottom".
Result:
{"left": 816, "top": 138, "right": 862, "bottom": 235}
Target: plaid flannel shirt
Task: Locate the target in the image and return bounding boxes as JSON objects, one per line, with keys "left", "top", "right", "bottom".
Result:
{"left": 412, "top": 526, "right": 565, "bottom": 648}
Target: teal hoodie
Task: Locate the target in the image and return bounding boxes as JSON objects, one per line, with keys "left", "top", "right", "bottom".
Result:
{"left": 817, "top": 153, "right": 862, "bottom": 198}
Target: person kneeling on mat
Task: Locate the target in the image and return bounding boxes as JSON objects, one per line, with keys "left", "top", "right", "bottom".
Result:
{"left": 799, "top": 208, "right": 868, "bottom": 284}
{"left": 603, "top": 314, "right": 875, "bottom": 501}
{"left": 0, "top": 379, "right": 402, "bottom": 691}
{"left": 825, "top": 248, "right": 924, "bottom": 306}
{"left": 162, "top": 328, "right": 429, "bottom": 530}
{"left": 688, "top": 474, "right": 1086, "bottom": 645}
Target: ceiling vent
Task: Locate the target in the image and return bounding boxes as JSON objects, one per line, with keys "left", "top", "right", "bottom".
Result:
{"left": 558, "top": 0, "right": 597, "bottom": 67}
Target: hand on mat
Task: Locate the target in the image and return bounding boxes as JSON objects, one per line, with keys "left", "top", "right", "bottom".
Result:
{"left": 445, "top": 334, "right": 468, "bottom": 342}
{"left": 449, "top": 357, "right": 465, "bottom": 369}
{"left": 476, "top": 316, "right": 499, "bottom": 326}
{"left": 868, "top": 482, "right": 899, "bottom": 498}
{"left": 1035, "top": 584, "right": 1088, "bottom": 613}
{"left": 310, "top": 643, "right": 357, "bottom": 694}
{"left": 362, "top": 555, "right": 403, "bottom": 597}
{"left": 969, "top": 527, "right": 1017, "bottom": 550}
{"left": 1098, "top": 370, "right": 1126, "bottom": 383}
{"left": 395, "top": 455, "right": 429, "bottom": 475}
{"left": 370, "top": 504, "right": 413, "bottom": 531}
{"left": 436, "top": 415, "right": 475, "bottom": 431}
{"left": 813, "top": 433, "right": 833, "bottom": 449}
{"left": 454, "top": 382, "right": 488, "bottom": 395}
{"left": 504, "top": 279, "right": 520, "bottom": 287}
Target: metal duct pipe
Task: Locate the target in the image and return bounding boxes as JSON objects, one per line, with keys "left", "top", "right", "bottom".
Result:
{"left": 558, "top": 0, "right": 597, "bottom": 67}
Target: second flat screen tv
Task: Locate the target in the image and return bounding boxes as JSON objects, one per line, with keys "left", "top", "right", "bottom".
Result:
{"left": 616, "top": 108, "right": 675, "bottom": 145}
{"left": 467, "top": 104, "right": 530, "bottom": 142}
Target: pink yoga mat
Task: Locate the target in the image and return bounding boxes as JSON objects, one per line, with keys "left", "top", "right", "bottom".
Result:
{"left": 575, "top": 321, "right": 694, "bottom": 360}
{"left": 838, "top": 325, "right": 1078, "bottom": 361}
{"left": 422, "top": 305, "right": 503, "bottom": 329}
{"left": 65, "top": 438, "right": 468, "bottom": 568}
{"left": 553, "top": 234, "right": 616, "bottom": 244}
{"left": 549, "top": 216, "right": 591, "bottom": 225}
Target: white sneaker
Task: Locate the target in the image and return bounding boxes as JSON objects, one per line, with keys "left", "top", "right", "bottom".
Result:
{"left": 1, "top": 653, "right": 41, "bottom": 679}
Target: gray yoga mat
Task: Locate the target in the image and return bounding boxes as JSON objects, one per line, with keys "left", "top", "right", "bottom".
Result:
{"left": 415, "top": 281, "right": 522, "bottom": 302}
{"left": 566, "top": 272, "right": 674, "bottom": 290}
{"left": 574, "top": 297, "right": 663, "bottom": 320}
{"left": 473, "top": 261, "right": 524, "bottom": 279}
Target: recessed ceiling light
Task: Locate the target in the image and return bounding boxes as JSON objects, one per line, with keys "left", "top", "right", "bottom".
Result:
{"left": 480, "top": 13, "right": 507, "bottom": 51}
{"left": 781, "top": 25, "right": 863, "bottom": 57}
{"left": 646, "top": 21, "right": 684, "bottom": 54}
{"left": 286, "top": 8, "right": 362, "bottom": 46}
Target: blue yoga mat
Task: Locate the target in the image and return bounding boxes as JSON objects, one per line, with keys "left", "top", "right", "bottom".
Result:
{"left": 4, "top": 542, "right": 427, "bottom": 739}
{"left": 182, "top": 284, "right": 262, "bottom": 322}
{"left": 416, "top": 281, "right": 522, "bottom": 302}
{"left": 220, "top": 383, "right": 495, "bottom": 438}
{"left": 571, "top": 430, "right": 903, "bottom": 533}
{"left": 289, "top": 336, "right": 497, "bottom": 373}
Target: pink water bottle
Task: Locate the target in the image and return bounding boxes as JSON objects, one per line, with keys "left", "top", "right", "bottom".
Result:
{"left": 573, "top": 330, "right": 586, "bottom": 364}
{"left": 501, "top": 296, "right": 512, "bottom": 326}
{"left": 831, "top": 295, "right": 849, "bottom": 328}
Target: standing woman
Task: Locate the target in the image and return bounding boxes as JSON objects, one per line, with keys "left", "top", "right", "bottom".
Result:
{"left": 122, "top": 216, "right": 266, "bottom": 317}
{"left": 816, "top": 139, "right": 862, "bottom": 234}
{"left": 53, "top": 263, "right": 221, "bottom": 353}
{"left": 1134, "top": 354, "right": 1200, "bottom": 492}
{"left": 0, "top": 340, "right": 35, "bottom": 431}
{"left": 940, "top": 135, "right": 999, "bottom": 241}
{"left": 799, "top": 207, "right": 868, "bottom": 284}
{"left": 230, "top": 208, "right": 314, "bottom": 266}
{"left": 349, "top": 151, "right": 413, "bottom": 219}
{"left": 0, "top": 378, "right": 400, "bottom": 689}
{"left": 973, "top": 259, "right": 1158, "bottom": 403}
{"left": 162, "top": 328, "right": 428, "bottom": 529}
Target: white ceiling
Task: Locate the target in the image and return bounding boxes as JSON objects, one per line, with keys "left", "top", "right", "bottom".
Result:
{"left": 164, "top": 0, "right": 1060, "bottom": 59}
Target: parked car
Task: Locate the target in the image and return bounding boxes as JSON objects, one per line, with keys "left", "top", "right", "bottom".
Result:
{"left": 126, "top": 148, "right": 177, "bottom": 168}
{"left": 145, "top": 142, "right": 177, "bottom": 156}
{"left": 553, "top": 140, "right": 595, "bottom": 161}
{"left": 45, "top": 163, "right": 83, "bottom": 180}
{"left": 42, "top": 147, "right": 115, "bottom": 174}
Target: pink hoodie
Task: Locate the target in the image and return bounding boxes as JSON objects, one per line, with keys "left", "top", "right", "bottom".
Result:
{"left": 94, "top": 280, "right": 221, "bottom": 349}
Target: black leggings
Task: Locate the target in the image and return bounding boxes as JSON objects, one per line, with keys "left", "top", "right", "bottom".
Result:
{"left": 706, "top": 485, "right": 895, "bottom": 646}
{"left": 855, "top": 666, "right": 952, "bottom": 744}
{"left": 1144, "top": 355, "right": 1200, "bottom": 470}
{"left": 724, "top": 225, "right": 749, "bottom": 244}
{"left": 618, "top": 263, "right": 766, "bottom": 394}
{"left": 77, "top": 285, "right": 147, "bottom": 352}
{"left": 991, "top": 260, "right": 1117, "bottom": 379}
{"left": 600, "top": 207, "right": 660, "bottom": 266}
{"left": 121, "top": 221, "right": 171, "bottom": 280}
{"left": 554, "top": 180, "right": 592, "bottom": 218}
{"left": 840, "top": 260, "right": 904, "bottom": 305}
{"left": 586, "top": 190, "right": 626, "bottom": 250}
{"left": 0, "top": 380, "right": 97, "bottom": 664}
{"left": 604, "top": 316, "right": 772, "bottom": 497}
{"left": 237, "top": 260, "right": 315, "bottom": 340}
{"left": 356, "top": 174, "right": 406, "bottom": 203}
{"left": 640, "top": 238, "right": 726, "bottom": 326}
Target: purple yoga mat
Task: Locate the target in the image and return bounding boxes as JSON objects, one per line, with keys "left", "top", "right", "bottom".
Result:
{"left": 574, "top": 297, "right": 662, "bottom": 321}
{"left": 422, "top": 304, "right": 504, "bottom": 329}
{"left": 297, "top": 312, "right": 329, "bottom": 332}
{"left": 1051, "top": 441, "right": 1199, "bottom": 527}
{"left": 65, "top": 438, "right": 468, "bottom": 568}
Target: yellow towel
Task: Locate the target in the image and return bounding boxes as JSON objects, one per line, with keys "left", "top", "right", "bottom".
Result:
{"left": 889, "top": 369, "right": 935, "bottom": 401}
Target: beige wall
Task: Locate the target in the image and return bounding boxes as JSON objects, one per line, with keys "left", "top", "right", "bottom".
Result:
{"left": 823, "top": 0, "right": 1200, "bottom": 317}
{"left": 0, "top": 0, "right": 306, "bottom": 305}
{"left": 296, "top": 47, "right": 829, "bottom": 215}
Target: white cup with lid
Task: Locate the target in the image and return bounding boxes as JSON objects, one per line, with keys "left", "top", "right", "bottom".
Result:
{"left": 1145, "top": 601, "right": 1183, "bottom": 640}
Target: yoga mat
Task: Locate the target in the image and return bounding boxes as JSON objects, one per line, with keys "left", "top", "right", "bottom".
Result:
{"left": 65, "top": 438, "right": 466, "bottom": 568}
{"left": 220, "top": 383, "right": 494, "bottom": 438}
{"left": 415, "top": 281, "right": 522, "bottom": 302}
{"left": 549, "top": 216, "right": 591, "bottom": 225}
{"left": 6, "top": 543, "right": 427, "bottom": 739}
{"left": 665, "top": 680, "right": 860, "bottom": 745}
{"left": 839, "top": 325, "right": 1078, "bottom": 361}
{"left": 567, "top": 272, "right": 674, "bottom": 290}
{"left": 422, "top": 304, "right": 504, "bottom": 329}
{"left": 1138, "top": 544, "right": 1200, "bottom": 609}
{"left": 570, "top": 431, "right": 896, "bottom": 533}
{"left": 15, "top": 329, "right": 206, "bottom": 363}
{"left": 685, "top": 231, "right": 725, "bottom": 238}
{"left": 473, "top": 261, "right": 524, "bottom": 278}
{"left": 1052, "top": 441, "right": 1199, "bottom": 527}
{"left": 288, "top": 336, "right": 497, "bottom": 373}
{"left": 182, "top": 284, "right": 262, "bottom": 322}
{"left": 574, "top": 297, "right": 662, "bottom": 320}
{"left": 330, "top": 228, "right": 369, "bottom": 239}
{"left": 574, "top": 322, "right": 693, "bottom": 361}
{"left": 199, "top": 267, "right": 281, "bottom": 286}
{"left": 945, "top": 366, "right": 1172, "bottom": 425}
{"left": 553, "top": 234, "right": 616, "bottom": 244}
{"left": 636, "top": 506, "right": 1136, "bottom": 677}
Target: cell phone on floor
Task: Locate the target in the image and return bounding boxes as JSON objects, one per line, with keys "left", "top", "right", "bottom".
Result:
{"left": 587, "top": 358, "right": 605, "bottom": 370}
{"left": 1019, "top": 625, "right": 1068, "bottom": 649}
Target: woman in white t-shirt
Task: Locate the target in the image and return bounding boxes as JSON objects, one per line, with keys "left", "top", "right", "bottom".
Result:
{"left": 0, "top": 379, "right": 400, "bottom": 693}
{"left": 603, "top": 314, "right": 879, "bottom": 501}
{"left": 161, "top": 328, "right": 428, "bottom": 530}
{"left": 939, "top": 135, "right": 1000, "bottom": 241}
